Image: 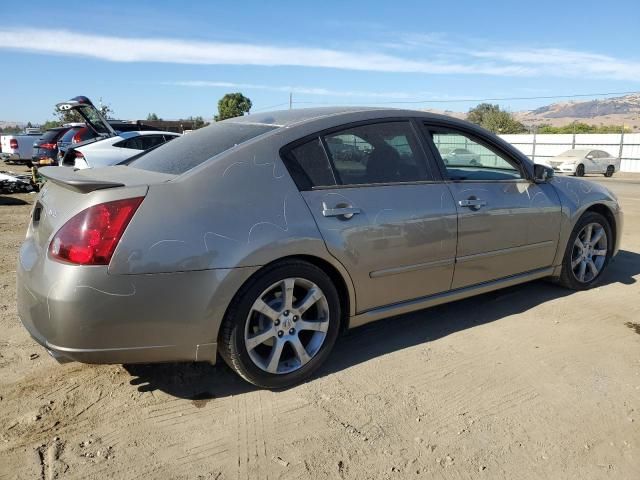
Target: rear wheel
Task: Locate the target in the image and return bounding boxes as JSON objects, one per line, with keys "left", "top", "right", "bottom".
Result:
{"left": 575, "top": 164, "right": 585, "bottom": 177}
{"left": 219, "top": 260, "right": 341, "bottom": 389}
{"left": 604, "top": 165, "right": 615, "bottom": 177}
{"left": 558, "top": 212, "right": 612, "bottom": 290}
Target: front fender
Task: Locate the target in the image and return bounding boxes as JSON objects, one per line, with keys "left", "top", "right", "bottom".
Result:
{"left": 549, "top": 176, "right": 622, "bottom": 269}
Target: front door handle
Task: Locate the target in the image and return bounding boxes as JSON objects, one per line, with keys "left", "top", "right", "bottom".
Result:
{"left": 458, "top": 198, "right": 487, "bottom": 210}
{"left": 322, "top": 202, "right": 361, "bottom": 219}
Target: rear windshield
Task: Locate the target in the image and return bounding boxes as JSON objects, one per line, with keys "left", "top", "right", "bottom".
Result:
{"left": 40, "top": 129, "right": 67, "bottom": 142}
{"left": 59, "top": 128, "right": 82, "bottom": 143}
{"left": 129, "top": 122, "right": 278, "bottom": 175}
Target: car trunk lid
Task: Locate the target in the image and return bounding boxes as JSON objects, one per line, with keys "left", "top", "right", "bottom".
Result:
{"left": 55, "top": 96, "right": 118, "bottom": 138}
{"left": 29, "top": 166, "right": 174, "bottom": 255}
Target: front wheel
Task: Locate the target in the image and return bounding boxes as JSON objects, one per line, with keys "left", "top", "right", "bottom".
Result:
{"left": 558, "top": 212, "right": 612, "bottom": 290}
{"left": 219, "top": 260, "right": 341, "bottom": 389}
{"left": 575, "top": 164, "right": 585, "bottom": 177}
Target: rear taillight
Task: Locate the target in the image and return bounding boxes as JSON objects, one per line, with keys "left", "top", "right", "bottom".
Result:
{"left": 72, "top": 128, "right": 87, "bottom": 143}
{"left": 75, "top": 150, "right": 85, "bottom": 159}
{"left": 40, "top": 143, "right": 56, "bottom": 149}
{"left": 49, "top": 197, "right": 144, "bottom": 265}
{"left": 10, "top": 139, "right": 18, "bottom": 149}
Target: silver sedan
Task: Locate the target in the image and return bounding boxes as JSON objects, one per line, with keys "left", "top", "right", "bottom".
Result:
{"left": 17, "top": 107, "right": 623, "bottom": 388}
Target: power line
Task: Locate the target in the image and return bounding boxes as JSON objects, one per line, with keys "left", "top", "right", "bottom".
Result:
{"left": 252, "top": 102, "right": 290, "bottom": 112}
{"left": 290, "top": 90, "right": 640, "bottom": 106}
{"left": 251, "top": 90, "right": 640, "bottom": 112}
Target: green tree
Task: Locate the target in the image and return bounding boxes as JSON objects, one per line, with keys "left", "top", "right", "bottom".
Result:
{"left": 40, "top": 120, "right": 64, "bottom": 130}
{"left": 537, "top": 122, "right": 629, "bottom": 134}
{"left": 189, "top": 116, "right": 207, "bottom": 129}
{"left": 0, "top": 125, "right": 23, "bottom": 134}
{"left": 53, "top": 107, "right": 83, "bottom": 124}
{"left": 215, "top": 93, "right": 252, "bottom": 121}
{"left": 467, "top": 103, "right": 526, "bottom": 134}
{"left": 97, "top": 98, "right": 115, "bottom": 119}
{"left": 467, "top": 103, "right": 501, "bottom": 125}
{"left": 146, "top": 113, "right": 161, "bottom": 121}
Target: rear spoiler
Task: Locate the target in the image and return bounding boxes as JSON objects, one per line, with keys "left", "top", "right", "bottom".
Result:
{"left": 39, "top": 166, "right": 125, "bottom": 193}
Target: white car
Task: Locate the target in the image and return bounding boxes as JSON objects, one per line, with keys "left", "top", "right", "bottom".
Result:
{"left": 547, "top": 149, "right": 620, "bottom": 177}
{"left": 65, "top": 130, "right": 181, "bottom": 169}
{"left": 440, "top": 147, "right": 481, "bottom": 166}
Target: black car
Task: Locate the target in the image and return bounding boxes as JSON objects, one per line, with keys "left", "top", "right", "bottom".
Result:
{"left": 55, "top": 126, "right": 94, "bottom": 164}
{"left": 31, "top": 126, "right": 76, "bottom": 166}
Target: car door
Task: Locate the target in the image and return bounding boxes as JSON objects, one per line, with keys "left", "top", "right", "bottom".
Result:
{"left": 423, "top": 124, "right": 562, "bottom": 289}
{"left": 583, "top": 150, "right": 598, "bottom": 173}
{"left": 282, "top": 120, "right": 458, "bottom": 312}
{"left": 594, "top": 150, "right": 614, "bottom": 173}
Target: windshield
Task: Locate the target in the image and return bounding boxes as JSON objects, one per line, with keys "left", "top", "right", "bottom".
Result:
{"left": 558, "top": 150, "right": 585, "bottom": 157}
{"left": 129, "top": 122, "right": 278, "bottom": 175}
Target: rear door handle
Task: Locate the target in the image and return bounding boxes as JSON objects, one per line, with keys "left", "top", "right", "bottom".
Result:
{"left": 322, "top": 202, "right": 361, "bottom": 219}
{"left": 458, "top": 198, "right": 487, "bottom": 209}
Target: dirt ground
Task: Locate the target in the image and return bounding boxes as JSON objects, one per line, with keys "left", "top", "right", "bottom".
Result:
{"left": 1, "top": 162, "right": 639, "bottom": 479}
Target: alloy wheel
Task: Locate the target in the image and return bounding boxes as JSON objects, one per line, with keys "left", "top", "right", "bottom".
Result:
{"left": 244, "top": 278, "right": 330, "bottom": 374}
{"left": 571, "top": 222, "right": 608, "bottom": 283}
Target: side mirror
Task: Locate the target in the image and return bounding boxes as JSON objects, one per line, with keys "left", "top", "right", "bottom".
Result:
{"left": 585, "top": 154, "right": 594, "bottom": 160}
{"left": 534, "top": 164, "right": 554, "bottom": 182}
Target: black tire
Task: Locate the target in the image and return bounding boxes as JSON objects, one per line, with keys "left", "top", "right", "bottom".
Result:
{"left": 575, "top": 164, "right": 585, "bottom": 177}
{"left": 604, "top": 166, "right": 614, "bottom": 177}
{"left": 219, "top": 259, "right": 341, "bottom": 389}
{"left": 557, "top": 211, "right": 613, "bottom": 290}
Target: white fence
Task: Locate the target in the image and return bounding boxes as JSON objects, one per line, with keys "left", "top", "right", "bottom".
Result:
{"left": 499, "top": 133, "right": 640, "bottom": 173}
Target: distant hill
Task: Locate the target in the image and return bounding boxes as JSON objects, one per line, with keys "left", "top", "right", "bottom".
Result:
{"left": 516, "top": 94, "right": 640, "bottom": 130}
{"left": 529, "top": 94, "right": 640, "bottom": 118}
{"left": 0, "top": 121, "right": 25, "bottom": 129}
{"left": 425, "top": 94, "right": 640, "bottom": 131}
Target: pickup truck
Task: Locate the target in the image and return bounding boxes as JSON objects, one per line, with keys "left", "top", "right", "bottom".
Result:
{"left": 1, "top": 128, "right": 42, "bottom": 164}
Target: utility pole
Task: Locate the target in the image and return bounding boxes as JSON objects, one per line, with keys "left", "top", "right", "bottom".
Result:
{"left": 289, "top": 92, "right": 293, "bottom": 110}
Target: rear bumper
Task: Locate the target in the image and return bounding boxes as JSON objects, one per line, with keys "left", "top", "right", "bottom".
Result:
{"left": 17, "top": 237, "right": 257, "bottom": 365}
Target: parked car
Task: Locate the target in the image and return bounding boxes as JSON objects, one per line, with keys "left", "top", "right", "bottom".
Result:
{"left": 31, "top": 125, "right": 82, "bottom": 167}
{"left": 439, "top": 147, "right": 480, "bottom": 166}
{"left": 52, "top": 96, "right": 165, "bottom": 166}
{"left": 55, "top": 126, "right": 93, "bottom": 164}
{"left": 547, "top": 149, "right": 620, "bottom": 177}
{"left": 0, "top": 129, "right": 42, "bottom": 164}
{"left": 17, "top": 108, "right": 622, "bottom": 389}
{"left": 62, "top": 130, "right": 181, "bottom": 169}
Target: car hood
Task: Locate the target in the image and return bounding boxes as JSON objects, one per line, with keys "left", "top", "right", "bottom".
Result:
{"left": 550, "top": 156, "right": 581, "bottom": 164}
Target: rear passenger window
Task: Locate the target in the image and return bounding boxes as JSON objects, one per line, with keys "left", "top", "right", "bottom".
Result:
{"left": 323, "top": 122, "right": 428, "bottom": 185}
{"left": 286, "top": 138, "right": 337, "bottom": 189}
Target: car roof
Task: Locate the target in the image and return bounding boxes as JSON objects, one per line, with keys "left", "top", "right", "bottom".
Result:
{"left": 561, "top": 149, "right": 592, "bottom": 154}
{"left": 224, "top": 106, "right": 455, "bottom": 128}
{"left": 117, "top": 130, "right": 181, "bottom": 139}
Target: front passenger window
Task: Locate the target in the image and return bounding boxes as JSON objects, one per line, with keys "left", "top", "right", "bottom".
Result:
{"left": 430, "top": 130, "right": 523, "bottom": 181}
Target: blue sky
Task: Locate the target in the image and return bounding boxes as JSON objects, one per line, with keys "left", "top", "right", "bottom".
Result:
{"left": 1, "top": 0, "right": 639, "bottom": 122}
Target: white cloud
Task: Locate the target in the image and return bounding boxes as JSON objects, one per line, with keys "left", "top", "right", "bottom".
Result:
{"left": 0, "top": 28, "right": 638, "bottom": 81}
{"left": 0, "top": 28, "right": 527, "bottom": 76}
{"left": 470, "top": 48, "right": 640, "bottom": 81}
